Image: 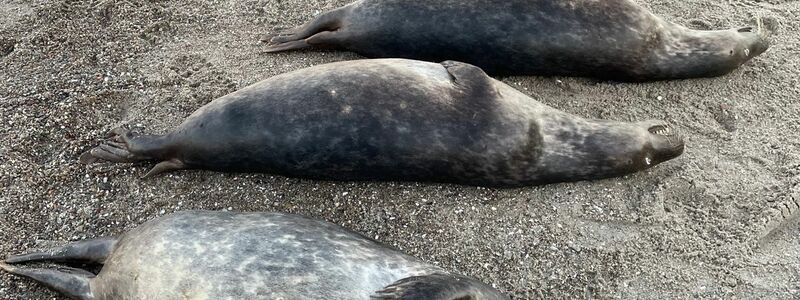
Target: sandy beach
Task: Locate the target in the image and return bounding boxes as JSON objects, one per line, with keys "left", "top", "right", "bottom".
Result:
{"left": 0, "top": 0, "right": 798, "bottom": 298}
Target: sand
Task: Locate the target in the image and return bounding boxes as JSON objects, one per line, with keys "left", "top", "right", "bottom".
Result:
{"left": 0, "top": 0, "right": 798, "bottom": 298}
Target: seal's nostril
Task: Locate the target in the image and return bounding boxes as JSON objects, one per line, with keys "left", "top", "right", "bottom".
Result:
{"left": 738, "top": 27, "right": 754, "bottom": 33}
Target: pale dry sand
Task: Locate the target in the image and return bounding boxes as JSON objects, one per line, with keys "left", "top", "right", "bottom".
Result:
{"left": 0, "top": 0, "right": 798, "bottom": 299}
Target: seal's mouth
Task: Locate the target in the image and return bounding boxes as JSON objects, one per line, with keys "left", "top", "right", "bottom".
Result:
{"left": 738, "top": 27, "right": 754, "bottom": 33}
{"left": 642, "top": 122, "right": 685, "bottom": 165}
{"left": 648, "top": 124, "right": 675, "bottom": 137}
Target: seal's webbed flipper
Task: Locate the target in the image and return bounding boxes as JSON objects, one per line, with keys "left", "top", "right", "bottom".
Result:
{"left": 371, "top": 273, "right": 509, "bottom": 300}
{"left": 81, "top": 127, "right": 185, "bottom": 177}
{"left": 0, "top": 262, "right": 94, "bottom": 300}
{"left": 5, "top": 237, "right": 118, "bottom": 265}
{"left": 264, "top": 39, "right": 316, "bottom": 53}
{"left": 80, "top": 128, "right": 148, "bottom": 164}
{"left": 142, "top": 158, "right": 186, "bottom": 179}
{"left": 440, "top": 60, "right": 498, "bottom": 99}
{"left": 264, "top": 6, "right": 349, "bottom": 53}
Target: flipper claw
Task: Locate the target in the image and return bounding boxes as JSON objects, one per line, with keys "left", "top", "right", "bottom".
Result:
{"left": 78, "top": 151, "right": 99, "bottom": 164}
{"left": 105, "top": 127, "right": 129, "bottom": 138}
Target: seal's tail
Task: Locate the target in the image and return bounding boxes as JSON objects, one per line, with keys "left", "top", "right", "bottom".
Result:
{"left": 1, "top": 262, "right": 94, "bottom": 300}
{"left": 80, "top": 127, "right": 186, "bottom": 178}
{"left": 2, "top": 237, "right": 119, "bottom": 299}
{"left": 79, "top": 127, "right": 149, "bottom": 164}
{"left": 263, "top": 6, "right": 349, "bottom": 53}
{"left": 5, "top": 237, "right": 118, "bottom": 265}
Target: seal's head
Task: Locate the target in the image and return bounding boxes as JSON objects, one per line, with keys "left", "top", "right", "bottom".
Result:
{"left": 734, "top": 26, "right": 771, "bottom": 58}
{"left": 590, "top": 120, "right": 685, "bottom": 178}
{"left": 644, "top": 26, "right": 770, "bottom": 80}
{"left": 536, "top": 119, "right": 685, "bottom": 184}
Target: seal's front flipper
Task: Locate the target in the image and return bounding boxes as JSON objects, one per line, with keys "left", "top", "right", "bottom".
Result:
{"left": 5, "top": 237, "right": 118, "bottom": 264}
{"left": 371, "top": 273, "right": 509, "bottom": 300}
{"left": 0, "top": 262, "right": 94, "bottom": 300}
{"left": 440, "top": 61, "right": 499, "bottom": 100}
{"left": 142, "top": 158, "right": 186, "bottom": 178}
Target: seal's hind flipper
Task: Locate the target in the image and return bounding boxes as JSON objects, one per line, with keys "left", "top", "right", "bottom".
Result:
{"left": 371, "top": 273, "right": 509, "bottom": 300}
{"left": 265, "top": 7, "right": 349, "bottom": 52}
{"left": 6, "top": 237, "right": 118, "bottom": 264}
{"left": 0, "top": 262, "right": 94, "bottom": 300}
{"left": 81, "top": 127, "right": 180, "bottom": 177}
{"left": 265, "top": 39, "right": 315, "bottom": 53}
{"left": 259, "top": 27, "right": 297, "bottom": 43}
{"left": 80, "top": 127, "right": 143, "bottom": 164}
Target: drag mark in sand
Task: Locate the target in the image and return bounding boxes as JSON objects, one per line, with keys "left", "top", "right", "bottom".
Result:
{"left": 756, "top": 190, "right": 800, "bottom": 245}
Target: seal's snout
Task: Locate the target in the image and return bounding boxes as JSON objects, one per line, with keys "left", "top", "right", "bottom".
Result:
{"left": 749, "top": 35, "right": 770, "bottom": 58}
{"left": 736, "top": 26, "right": 770, "bottom": 59}
{"left": 644, "top": 122, "right": 685, "bottom": 165}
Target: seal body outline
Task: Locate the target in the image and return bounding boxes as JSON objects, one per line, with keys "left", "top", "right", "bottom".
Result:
{"left": 265, "top": 0, "right": 769, "bottom": 81}
{"left": 1, "top": 211, "right": 510, "bottom": 299}
{"left": 80, "top": 59, "right": 684, "bottom": 187}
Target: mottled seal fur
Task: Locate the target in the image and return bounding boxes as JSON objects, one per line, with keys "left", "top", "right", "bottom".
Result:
{"left": 264, "top": 0, "right": 769, "bottom": 81}
{"left": 79, "top": 59, "right": 684, "bottom": 187}
{"left": 0, "top": 211, "right": 509, "bottom": 299}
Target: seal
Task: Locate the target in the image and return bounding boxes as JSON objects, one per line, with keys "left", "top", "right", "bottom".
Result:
{"left": 264, "top": 0, "right": 770, "bottom": 81}
{"left": 79, "top": 59, "right": 684, "bottom": 187}
{"left": 1, "top": 210, "right": 509, "bottom": 300}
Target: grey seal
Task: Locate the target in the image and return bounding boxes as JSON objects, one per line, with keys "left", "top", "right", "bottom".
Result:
{"left": 79, "top": 59, "right": 684, "bottom": 187}
{"left": 1, "top": 211, "right": 509, "bottom": 299}
{"left": 264, "top": 0, "right": 769, "bottom": 81}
